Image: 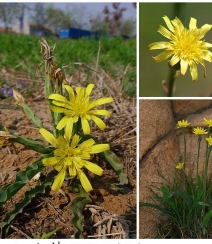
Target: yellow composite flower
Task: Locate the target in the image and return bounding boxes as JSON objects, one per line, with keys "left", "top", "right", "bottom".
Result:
{"left": 193, "top": 127, "right": 208, "bottom": 135}
{"left": 49, "top": 84, "right": 114, "bottom": 135}
{"left": 176, "top": 162, "right": 184, "bottom": 170}
{"left": 203, "top": 118, "right": 212, "bottom": 127}
{"left": 206, "top": 136, "right": 212, "bottom": 146}
{"left": 39, "top": 128, "right": 110, "bottom": 192}
{"left": 177, "top": 120, "right": 190, "bottom": 128}
{"left": 149, "top": 16, "right": 212, "bottom": 81}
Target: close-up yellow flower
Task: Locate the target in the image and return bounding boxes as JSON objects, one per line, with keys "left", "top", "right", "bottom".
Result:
{"left": 203, "top": 118, "right": 212, "bottom": 127}
{"left": 49, "top": 84, "right": 114, "bottom": 135}
{"left": 193, "top": 127, "right": 208, "bottom": 135}
{"left": 177, "top": 120, "right": 190, "bottom": 128}
{"left": 176, "top": 162, "right": 184, "bottom": 170}
{"left": 39, "top": 128, "right": 110, "bottom": 192}
{"left": 149, "top": 16, "right": 212, "bottom": 81}
{"left": 206, "top": 136, "right": 212, "bottom": 146}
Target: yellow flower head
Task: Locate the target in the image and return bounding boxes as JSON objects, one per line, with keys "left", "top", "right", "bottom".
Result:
{"left": 149, "top": 16, "right": 212, "bottom": 81}
{"left": 49, "top": 84, "right": 114, "bottom": 135}
{"left": 176, "top": 162, "right": 184, "bottom": 170}
{"left": 206, "top": 136, "right": 212, "bottom": 146}
{"left": 193, "top": 127, "right": 207, "bottom": 135}
{"left": 39, "top": 128, "right": 110, "bottom": 192}
{"left": 203, "top": 118, "right": 212, "bottom": 127}
{"left": 177, "top": 119, "right": 190, "bottom": 128}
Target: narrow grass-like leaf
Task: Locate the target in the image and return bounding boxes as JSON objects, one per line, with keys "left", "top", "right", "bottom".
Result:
{"left": 69, "top": 180, "right": 92, "bottom": 239}
{"left": 0, "top": 176, "right": 54, "bottom": 229}
{"left": 40, "top": 227, "right": 62, "bottom": 239}
{"left": 10, "top": 136, "right": 50, "bottom": 154}
{"left": 203, "top": 210, "right": 212, "bottom": 227}
{"left": 175, "top": 191, "right": 193, "bottom": 208}
{"left": 20, "top": 102, "right": 43, "bottom": 128}
{"left": 0, "top": 152, "right": 53, "bottom": 208}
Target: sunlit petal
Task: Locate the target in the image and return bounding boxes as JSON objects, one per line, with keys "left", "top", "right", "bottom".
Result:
{"left": 39, "top": 128, "right": 58, "bottom": 148}
{"left": 51, "top": 167, "right": 66, "bottom": 191}
{"left": 81, "top": 117, "right": 90, "bottom": 134}
{"left": 91, "top": 116, "right": 107, "bottom": 130}
{"left": 91, "top": 144, "right": 110, "bottom": 153}
{"left": 77, "top": 169, "right": 93, "bottom": 192}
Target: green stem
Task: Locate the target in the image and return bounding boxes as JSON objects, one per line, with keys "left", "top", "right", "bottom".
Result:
{"left": 202, "top": 146, "right": 211, "bottom": 218}
{"left": 196, "top": 136, "right": 201, "bottom": 188}
{"left": 203, "top": 147, "right": 211, "bottom": 201}
{"left": 167, "top": 66, "right": 177, "bottom": 97}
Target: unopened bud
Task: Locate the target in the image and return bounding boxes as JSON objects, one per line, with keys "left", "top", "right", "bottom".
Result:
{"left": 13, "top": 89, "right": 25, "bottom": 105}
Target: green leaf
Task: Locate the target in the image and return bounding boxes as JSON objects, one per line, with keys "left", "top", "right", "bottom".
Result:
{"left": 10, "top": 136, "right": 50, "bottom": 154}
{"left": 69, "top": 179, "right": 92, "bottom": 239}
{"left": 0, "top": 152, "right": 53, "bottom": 208}
{"left": 0, "top": 177, "right": 54, "bottom": 230}
{"left": 175, "top": 190, "right": 193, "bottom": 208}
{"left": 21, "top": 102, "right": 43, "bottom": 128}
{"left": 41, "top": 227, "right": 62, "bottom": 239}
{"left": 102, "top": 150, "right": 128, "bottom": 189}
{"left": 203, "top": 210, "right": 212, "bottom": 227}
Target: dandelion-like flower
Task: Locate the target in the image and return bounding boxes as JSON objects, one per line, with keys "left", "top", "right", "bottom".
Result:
{"left": 177, "top": 120, "right": 190, "bottom": 128}
{"left": 203, "top": 118, "right": 212, "bottom": 127}
{"left": 193, "top": 127, "right": 208, "bottom": 135}
{"left": 149, "top": 16, "right": 212, "bottom": 81}
{"left": 39, "top": 128, "right": 110, "bottom": 192}
{"left": 176, "top": 162, "right": 184, "bottom": 170}
{"left": 206, "top": 136, "right": 212, "bottom": 146}
{"left": 49, "top": 84, "right": 114, "bottom": 134}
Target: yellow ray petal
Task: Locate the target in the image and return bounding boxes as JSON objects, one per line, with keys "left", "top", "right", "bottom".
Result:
{"left": 85, "top": 83, "right": 95, "bottom": 95}
{"left": 91, "top": 144, "right": 110, "bottom": 153}
{"left": 39, "top": 128, "right": 58, "bottom": 148}
{"left": 42, "top": 157, "right": 60, "bottom": 166}
{"left": 84, "top": 161, "right": 103, "bottom": 176}
{"left": 91, "top": 116, "right": 107, "bottom": 130}
{"left": 57, "top": 116, "right": 70, "bottom": 130}
{"left": 77, "top": 169, "right": 93, "bottom": 192}
{"left": 51, "top": 167, "right": 66, "bottom": 191}
{"left": 81, "top": 117, "right": 90, "bottom": 134}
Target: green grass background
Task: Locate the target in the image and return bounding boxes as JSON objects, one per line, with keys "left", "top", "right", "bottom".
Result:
{"left": 139, "top": 3, "right": 212, "bottom": 97}
{"left": 0, "top": 33, "right": 136, "bottom": 89}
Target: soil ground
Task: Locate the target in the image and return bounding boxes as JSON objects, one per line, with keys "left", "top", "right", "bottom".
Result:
{"left": 0, "top": 68, "right": 136, "bottom": 239}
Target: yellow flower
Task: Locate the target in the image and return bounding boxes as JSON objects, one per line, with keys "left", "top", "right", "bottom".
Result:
{"left": 193, "top": 127, "right": 207, "bottom": 135}
{"left": 177, "top": 120, "right": 190, "bottom": 128}
{"left": 206, "top": 136, "right": 212, "bottom": 146}
{"left": 203, "top": 118, "right": 212, "bottom": 127}
{"left": 39, "top": 128, "right": 109, "bottom": 192}
{"left": 149, "top": 16, "right": 212, "bottom": 81}
{"left": 176, "top": 162, "right": 184, "bottom": 170}
{"left": 49, "top": 84, "right": 113, "bottom": 134}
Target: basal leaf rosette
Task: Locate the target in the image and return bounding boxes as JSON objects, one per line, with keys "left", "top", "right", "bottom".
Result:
{"left": 39, "top": 128, "right": 110, "bottom": 192}
{"left": 49, "top": 83, "right": 114, "bottom": 135}
{"left": 149, "top": 16, "right": 212, "bottom": 81}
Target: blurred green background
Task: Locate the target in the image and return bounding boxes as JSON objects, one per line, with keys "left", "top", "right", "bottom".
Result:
{"left": 139, "top": 3, "right": 212, "bottom": 97}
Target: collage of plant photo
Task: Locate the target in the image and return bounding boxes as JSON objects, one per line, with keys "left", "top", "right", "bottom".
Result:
{"left": 140, "top": 2, "right": 212, "bottom": 239}
{"left": 4, "top": 0, "right": 212, "bottom": 242}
